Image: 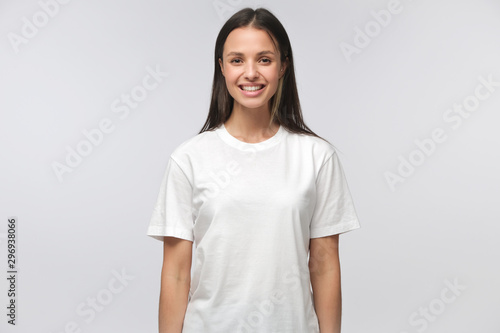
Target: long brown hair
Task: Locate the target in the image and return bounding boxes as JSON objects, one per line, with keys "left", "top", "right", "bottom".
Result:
{"left": 198, "top": 7, "right": 330, "bottom": 145}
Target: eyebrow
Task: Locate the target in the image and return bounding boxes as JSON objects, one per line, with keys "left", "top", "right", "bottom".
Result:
{"left": 226, "top": 50, "right": 276, "bottom": 57}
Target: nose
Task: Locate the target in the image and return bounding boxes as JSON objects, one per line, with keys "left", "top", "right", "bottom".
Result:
{"left": 244, "top": 62, "right": 259, "bottom": 80}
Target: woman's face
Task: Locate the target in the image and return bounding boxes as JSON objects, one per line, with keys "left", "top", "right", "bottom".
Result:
{"left": 219, "top": 26, "right": 285, "bottom": 113}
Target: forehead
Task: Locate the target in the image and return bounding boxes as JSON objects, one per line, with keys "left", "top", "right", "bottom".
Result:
{"left": 223, "top": 27, "right": 277, "bottom": 55}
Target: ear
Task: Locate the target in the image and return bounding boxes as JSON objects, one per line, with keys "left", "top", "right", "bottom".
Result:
{"left": 279, "top": 56, "right": 289, "bottom": 79}
{"left": 218, "top": 58, "right": 224, "bottom": 77}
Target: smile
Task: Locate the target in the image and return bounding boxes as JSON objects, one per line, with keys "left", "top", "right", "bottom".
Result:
{"left": 239, "top": 85, "right": 265, "bottom": 91}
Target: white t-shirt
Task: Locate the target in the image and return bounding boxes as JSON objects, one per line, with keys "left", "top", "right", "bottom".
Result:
{"left": 147, "top": 123, "right": 361, "bottom": 333}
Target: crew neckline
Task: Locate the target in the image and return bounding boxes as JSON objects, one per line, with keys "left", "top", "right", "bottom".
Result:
{"left": 216, "top": 123, "right": 285, "bottom": 152}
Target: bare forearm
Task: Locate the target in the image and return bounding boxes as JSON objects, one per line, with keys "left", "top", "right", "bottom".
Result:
{"left": 310, "top": 270, "right": 342, "bottom": 333}
{"left": 159, "top": 274, "right": 190, "bottom": 333}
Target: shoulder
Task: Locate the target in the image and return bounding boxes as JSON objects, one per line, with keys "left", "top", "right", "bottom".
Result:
{"left": 168, "top": 127, "right": 219, "bottom": 168}
{"left": 285, "top": 128, "right": 336, "bottom": 162}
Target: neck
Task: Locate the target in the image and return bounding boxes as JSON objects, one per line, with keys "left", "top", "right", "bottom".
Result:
{"left": 224, "top": 103, "right": 279, "bottom": 143}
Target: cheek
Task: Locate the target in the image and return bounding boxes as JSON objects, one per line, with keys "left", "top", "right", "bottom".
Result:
{"left": 224, "top": 71, "right": 240, "bottom": 85}
{"left": 263, "top": 68, "right": 280, "bottom": 83}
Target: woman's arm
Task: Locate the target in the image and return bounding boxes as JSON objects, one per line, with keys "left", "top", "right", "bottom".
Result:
{"left": 309, "top": 234, "right": 342, "bottom": 333}
{"left": 159, "top": 236, "right": 193, "bottom": 333}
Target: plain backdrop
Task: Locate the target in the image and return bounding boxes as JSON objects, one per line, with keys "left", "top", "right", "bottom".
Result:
{"left": 1, "top": 0, "right": 499, "bottom": 332}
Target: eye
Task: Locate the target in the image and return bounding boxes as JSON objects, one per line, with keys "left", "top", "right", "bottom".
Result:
{"left": 261, "top": 58, "right": 271, "bottom": 63}
{"left": 230, "top": 59, "right": 242, "bottom": 64}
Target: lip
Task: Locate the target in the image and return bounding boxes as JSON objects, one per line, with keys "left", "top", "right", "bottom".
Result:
{"left": 238, "top": 84, "right": 266, "bottom": 97}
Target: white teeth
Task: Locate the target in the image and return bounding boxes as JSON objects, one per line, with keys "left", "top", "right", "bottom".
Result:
{"left": 241, "top": 85, "right": 263, "bottom": 91}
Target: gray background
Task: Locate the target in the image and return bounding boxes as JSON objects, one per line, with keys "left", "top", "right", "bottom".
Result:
{"left": 1, "top": 0, "right": 499, "bottom": 332}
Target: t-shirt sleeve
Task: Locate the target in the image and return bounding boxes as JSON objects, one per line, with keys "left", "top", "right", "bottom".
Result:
{"left": 309, "top": 151, "right": 361, "bottom": 238}
{"left": 147, "top": 156, "right": 195, "bottom": 242}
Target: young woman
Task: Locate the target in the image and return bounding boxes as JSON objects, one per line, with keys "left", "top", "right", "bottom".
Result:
{"left": 147, "top": 7, "right": 361, "bottom": 333}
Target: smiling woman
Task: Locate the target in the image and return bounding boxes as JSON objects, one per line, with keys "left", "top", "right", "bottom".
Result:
{"left": 147, "top": 7, "right": 361, "bottom": 333}
{"left": 218, "top": 27, "right": 285, "bottom": 114}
